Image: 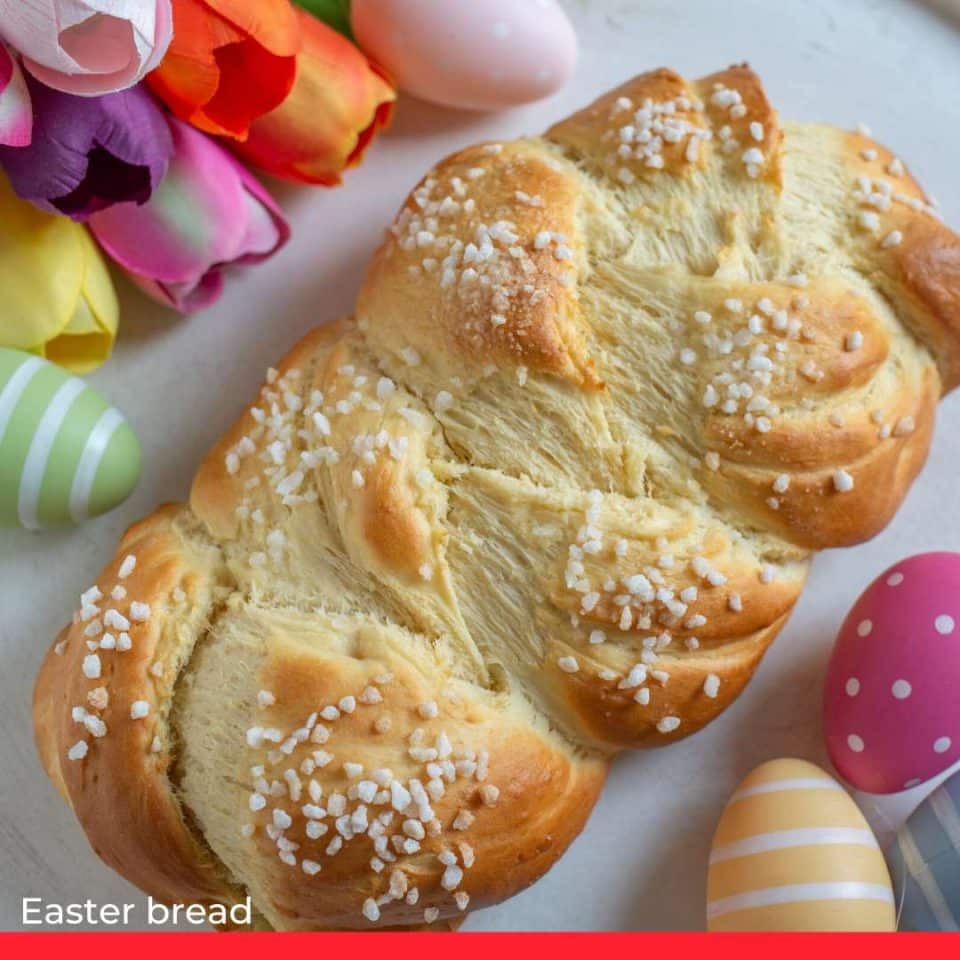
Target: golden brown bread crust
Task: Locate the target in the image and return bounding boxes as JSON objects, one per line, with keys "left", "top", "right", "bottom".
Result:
{"left": 554, "top": 617, "right": 784, "bottom": 748}
{"left": 33, "top": 64, "right": 960, "bottom": 930}
{"left": 33, "top": 506, "right": 239, "bottom": 909}
{"left": 200, "top": 624, "right": 606, "bottom": 928}
{"left": 357, "top": 140, "right": 600, "bottom": 390}
{"left": 879, "top": 216, "right": 960, "bottom": 391}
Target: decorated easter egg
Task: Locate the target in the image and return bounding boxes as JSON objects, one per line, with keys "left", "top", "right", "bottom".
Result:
{"left": 0, "top": 348, "right": 140, "bottom": 529}
{"left": 706, "top": 758, "right": 895, "bottom": 931}
{"left": 350, "top": 0, "right": 578, "bottom": 111}
{"left": 887, "top": 769, "right": 960, "bottom": 930}
{"left": 823, "top": 553, "right": 960, "bottom": 794}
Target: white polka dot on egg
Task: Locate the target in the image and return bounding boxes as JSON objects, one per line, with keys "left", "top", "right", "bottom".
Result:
{"left": 886, "top": 572, "right": 904, "bottom": 586}
{"left": 904, "top": 778, "right": 922, "bottom": 789}
{"left": 934, "top": 614, "right": 955, "bottom": 635}
{"left": 891, "top": 679, "right": 912, "bottom": 700}
{"left": 933, "top": 737, "right": 952, "bottom": 754}
{"left": 845, "top": 677, "right": 861, "bottom": 697}
{"left": 857, "top": 619, "right": 873, "bottom": 637}
{"left": 848, "top": 734, "right": 865, "bottom": 753}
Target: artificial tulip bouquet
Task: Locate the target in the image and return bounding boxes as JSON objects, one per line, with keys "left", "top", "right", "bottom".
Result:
{"left": 0, "top": 0, "right": 394, "bottom": 373}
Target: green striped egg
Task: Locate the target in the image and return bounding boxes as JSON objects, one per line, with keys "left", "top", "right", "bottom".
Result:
{"left": 0, "top": 348, "right": 140, "bottom": 529}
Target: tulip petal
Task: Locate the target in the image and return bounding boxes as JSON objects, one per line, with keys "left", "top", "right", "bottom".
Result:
{"left": 0, "top": 77, "right": 173, "bottom": 219}
{"left": 89, "top": 118, "right": 290, "bottom": 313}
{"left": 0, "top": 42, "right": 32, "bottom": 146}
{"left": 204, "top": 0, "right": 301, "bottom": 56}
{"left": 0, "top": 172, "right": 118, "bottom": 372}
{"left": 0, "top": 0, "right": 173, "bottom": 96}
{"left": 233, "top": 9, "right": 395, "bottom": 185}
{"left": 147, "top": 0, "right": 299, "bottom": 140}
{"left": 45, "top": 232, "right": 120, "bottom": 373}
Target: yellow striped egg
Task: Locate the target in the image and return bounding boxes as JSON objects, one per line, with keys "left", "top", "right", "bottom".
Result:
{"left": 706, "top": 758, "right": 895, "bottom": 931}
{"left": 0, "top": 348, "right": 140, "bottom": 529}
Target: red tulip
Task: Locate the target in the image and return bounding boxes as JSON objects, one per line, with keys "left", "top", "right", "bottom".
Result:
{"left": 146, "top": 0, "right": 299, "bottom": 140}
{"left": 231, "top": 8, "right": 395, "bottom": 185}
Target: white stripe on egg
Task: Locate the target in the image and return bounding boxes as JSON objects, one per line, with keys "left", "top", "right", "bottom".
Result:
{"left": 709, "top": 827, "right": 877, "bottom": 864}
{"left": 707, "top": 881, "right": 894, "bottom": 919}
{"left": 0, "top": 355, "right": 43, "bottom": 443}
{"left": 729, "top": 778, "right": 843, "bottom": 804}
{"left": 18, "top": 377, "right": 85, "bottom": 529}
{"left": 69, "top": 407, "right": 124, "bottom": 522}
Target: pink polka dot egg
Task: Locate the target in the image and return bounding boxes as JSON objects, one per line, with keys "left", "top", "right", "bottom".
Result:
{"left": 824, "top": 552, "right": 960, "bottom": 794}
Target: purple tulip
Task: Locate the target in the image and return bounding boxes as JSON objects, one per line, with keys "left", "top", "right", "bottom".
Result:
{"left": 0, "top": 75, "right": 172, "bottom": 219}
{"left": 89, "top": 118, "right": 290, "bottom": 313}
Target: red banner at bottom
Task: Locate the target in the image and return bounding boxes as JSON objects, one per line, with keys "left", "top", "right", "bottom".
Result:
{"left": 2, "top": 932, "right": 959, "bottom": 957}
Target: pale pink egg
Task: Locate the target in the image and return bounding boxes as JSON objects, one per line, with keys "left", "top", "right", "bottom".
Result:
{"left": 350, "top": 0, "right": 578, "bottom": 111}
{"left": 824, "top": 552, "right": 960, "bottom": 794}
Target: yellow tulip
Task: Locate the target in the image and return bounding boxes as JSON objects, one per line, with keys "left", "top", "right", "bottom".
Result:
{"left": 0, "top": 172, "right": 118, "bottom": 373}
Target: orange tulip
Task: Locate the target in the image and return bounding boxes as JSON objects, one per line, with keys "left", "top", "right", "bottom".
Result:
{"left": 231, "top": 8, "right": 395, "bottom": 185}
{"left": 146, "top": 0, "right": 300, "bottom": 140}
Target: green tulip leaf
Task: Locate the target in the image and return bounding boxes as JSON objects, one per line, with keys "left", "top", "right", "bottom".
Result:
{"left": 292, "top": 0, "right": 353, "bottom": 39}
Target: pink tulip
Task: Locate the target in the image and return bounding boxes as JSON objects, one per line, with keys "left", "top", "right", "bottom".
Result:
{"left": 0, "top": 1, "right": 172, "bottom": 96}
{"left": 0, "top": 42, "right": 31, "bottom": 146}
{"left": 89, "top": 118, "right": 290, "bottom": 313}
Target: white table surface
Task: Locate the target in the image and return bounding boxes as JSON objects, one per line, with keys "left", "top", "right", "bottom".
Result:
{"left": 2, "top": 0, "right": 960, "bottom": 932}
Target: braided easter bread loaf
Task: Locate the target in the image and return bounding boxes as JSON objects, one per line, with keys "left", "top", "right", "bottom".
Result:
{"left": 34, "top": 65, "right": 960, "bottom": 929}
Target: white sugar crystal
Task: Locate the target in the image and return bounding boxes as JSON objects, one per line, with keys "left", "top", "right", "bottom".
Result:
{"left": 833, "top": 469, "right": 855, "bottom": 492}
{"left": 83, "top": 715, "right": 107, "bottom": 738}
{"left": 104, "top": 609, "right": 129, "bottom": 631}
{"left": 418, "top": 701, "right": 439, "bottom": 719}
{"left": 845, "top": 331, "right": 864, "bottom": 351}
{"left": 129, "top": 602, "right": 150, "bottom": 622}
{"left": 557, "top": 656, "right": 579, "bottom": 674}
{"left": 441, "top": 864, "right": 464, "bottom": 891}
{"left": 479, "top": 784, "right": 500, "bottom": 806}
{"left": 82, "top": 654, "right": 101, "bottom": 679}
